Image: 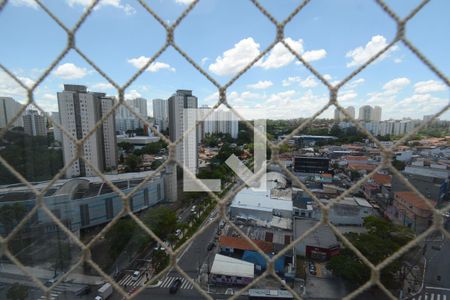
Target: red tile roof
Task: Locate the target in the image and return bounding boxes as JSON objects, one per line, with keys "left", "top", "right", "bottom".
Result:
{"left": 394, "top": 192, "right": 435, "bottom": 211}
{"left": 344, "top": 156, "right": 369, "bottom": 161}
{"left": 348, "top": 163, "right": 377, "bottom": 171}
{"left": 219, "top": 236, "right": 273, "bottom": 253}
{"left": 372, "top": 173, "right": 391, "bottom": 185}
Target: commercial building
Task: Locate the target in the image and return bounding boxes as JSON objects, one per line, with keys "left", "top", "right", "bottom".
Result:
{"left": 152, "top": 98, "right": 168, "bottom": 132}
{"left": 199, "top": 106, "right": 239, "bottom": 139}
{"left": 387, "top": 191, "right": 434, "bottom": 233}
{"left": 209, "top": 254, "right": 254, "bottom": 286}
{"left": 0, "top": 171, "right": 165, "bottom": 236}
{"left": 391, "top": 166, "right": 449, "bottom": 204}
{"left": 229, "top": 172, "right": 293, "bottom": 227}
{"left": 293, "top": 219, "right": 340, "bottom": 260}
{"left": 57, "top": 84, "right": 117, "bottom": 178}
{"left": 0, "top": 97, "right": 23, "bottom": 129}
{"left": 22, "top": 109, "right": 47, "bottom": 136}
{"left": 293, "top": 156, "right": 330, "bottom": 174}
{"left": 316, "top": 197, "right": 375, "bottom": 226}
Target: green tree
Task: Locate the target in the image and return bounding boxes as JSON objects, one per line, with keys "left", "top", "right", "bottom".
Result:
{"left": 124, "top": 154, "right": 142, "bottom": 172}
{"left": 142, "top": 207, "right": 177, "bottom": 239}
{"left": 6, "top": 284, "right": 29, "bottom": 300}
{"left": 118, "top": 142, "right": 134, "bottom": 153}
{"left": 0, "top": 203, "right": 28, "bottom": 235}
{"left": 105, "top": 218, "right": 137, "bottom": 258}
{"left": 141, "top": 141, "right": 167, "bottom": 155}
{"left": 151, "top": 160, "right": 163, "bottom": 170}
{"left": 327, "top": 216, "right": 413, "bottom": 290}
{"left": 392, "top": 159, "right": 406, "bottom": 171}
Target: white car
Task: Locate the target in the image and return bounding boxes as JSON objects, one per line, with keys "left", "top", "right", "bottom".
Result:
{"left": 131, "top": 271, "right": 140, "bottom": 281}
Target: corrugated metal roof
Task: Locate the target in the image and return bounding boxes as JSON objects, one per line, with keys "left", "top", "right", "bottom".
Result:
{"left": 210, "top": 254, "right": 254, "bottom": 278}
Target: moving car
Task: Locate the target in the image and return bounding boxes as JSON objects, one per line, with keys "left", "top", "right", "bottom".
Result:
{"left": 169, "top": 278, "right": 182, "bottom": 294}
{"left": 207, "top": 242, "right": 215, "bottom": 251}
{"left": 131, "top": 271, "right": 140, "bottom": 281}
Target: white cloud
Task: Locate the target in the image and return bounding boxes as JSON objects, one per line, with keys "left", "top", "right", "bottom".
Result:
{"left": 247, "top": 80, "right": 273, "bottom": 90}
{"left": 0, "top": 72, "right": 34, "bottom": 101}
{"left": 338, "top": 90, "right": 357, "bottom": 102}
{"left": 302, "top": 49, "right": 327, "bottom": 62}
{"left": 209, "top": 38, "right": 261, "bottom": 76}
{"left": 258, "top": 38, "right": 303, "bottom": 69}
{"left": 300, "top": 76, "right": 318, "bottom": 88}
{"left": 346, "top": 35, "right": 398, "bottom": 67}
{"left": 175, "top": 0, "right": 194, "bottom": 4}
{"left": 414, "top": 80, "right": 447, "bottom": 94}
{"left": 66, "top": 0, "right": 136, "bottom": 15}
{"left": 383, "top": 77, "right": 410, "bottom": 92}
{"left": 41, "top": 93, "right": 57, "bottom": 101}
{"left": 209, "top": 37, "right": 327, "bottom": 76}
{"left": 201, "top": 57, "right": 209, "bottom": 66}
{"left": 10, "top": 0, "right": 38, "bottom": 8}
{"left": 323, "top": 74, "right": 332, "bottom": 81}
{"left": 282, "top": 76, "right": 301, "bottom": 87}
{"left": 91, "top": 82, "right": 114, "bottom": 91}
{"left": 125, "top": 89, "right": 142, "bottom": 99}
{"left": 127, "top": 56, "right": 176, "bottom": 72}
{"left": 53, "top": 63, "right": 88, "bottom": 80}
{"left": 346, "top": 78, "right": 365, "bottom": 89}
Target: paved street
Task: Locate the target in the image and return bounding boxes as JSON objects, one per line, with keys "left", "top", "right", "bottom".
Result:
{"left": 410, "top": 235, "right": 450, "bottom": 300}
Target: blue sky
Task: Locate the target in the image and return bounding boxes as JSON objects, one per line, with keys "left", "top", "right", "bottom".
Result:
{"left": 0, "top": 0, "right": 449, "bottom": 121}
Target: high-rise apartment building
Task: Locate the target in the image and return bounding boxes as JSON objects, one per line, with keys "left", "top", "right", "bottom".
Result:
{"left": 334, "top": 106, "right": 355, "bottom": 121}
{"left": 0, "top": 97, "right": 23, "bottom": 129}
{"left": 115, "top": 98, "right": 148, "bottom": 132}
{"left": 199, "top": 105, "right": 239, "bottom": 139}
{"left": 152, "top": 99, "right": 168, "bottom": 132}
{"left": 51, "top": 112, "right": 63, "bottom": 143}
{"left": 57, "top": 85, "right": 117, "bottom": 178}
{"left": 168, "top": 90, "right": 198, "bottom": 174}
{"left": 23, "top": 110, "right": 47, "bottom": 136}
{"left": 358, "top": 105, "right": 382, "bottom": 122}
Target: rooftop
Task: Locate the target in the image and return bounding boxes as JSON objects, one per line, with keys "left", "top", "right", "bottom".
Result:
{"left": 219, "top": 236, "right": 273, "bottom": 254}
{"left": 394, "top": 191, "right": 435, "bottom": 211}
{"left": 294, "top": 219, "right": 339, "bottom": 249}
{"left": 372, "top": 173, "right": 392, "bottom": 186}
{"left": 210, "top": 254, "right": 254, "bottom": 278}
{"left": 403, "top": 166, "right": 449, "bottom": 179}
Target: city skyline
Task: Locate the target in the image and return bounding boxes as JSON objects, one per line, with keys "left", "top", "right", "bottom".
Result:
{"left": 0, "top": 1, "right": 448, "bottom": 121}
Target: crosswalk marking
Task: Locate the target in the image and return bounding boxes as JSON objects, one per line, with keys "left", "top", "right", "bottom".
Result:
{"left": 118, "top": 274, "right": 146, "bottom": 287}
{"left": 413, "top": 293, "right": 448, "bottom": 300}
{"left": 159, "top": 276, "right": 193, "bottom": 290}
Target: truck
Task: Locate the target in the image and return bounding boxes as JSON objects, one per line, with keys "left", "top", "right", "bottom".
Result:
{"left": 95, "top": 283, "right": 112, "bottom": 300}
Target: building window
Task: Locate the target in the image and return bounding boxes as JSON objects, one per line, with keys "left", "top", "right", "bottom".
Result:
{"left": 80, "top": 204, "right": 90, "bottom": 227}
{"left": 105, "top": 198, "right": 113, "bottom": 219}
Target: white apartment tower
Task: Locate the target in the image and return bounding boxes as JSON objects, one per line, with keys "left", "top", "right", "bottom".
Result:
{"left": 152, "top": 99, "right": 168, "bottom": 132}
{"left": 359, "top": 105, "right": 382, "bottom": 122}
{"left": 51, "top": 112, "right": 63, "bottom": 143}
{"left": 57, "top": 85, "right": 117, "bottom": 178}
{"left": 115, "top": 98, "right": 148, "bottom": 132}
{"left": 168, "top": 90, "right": 198, "bottom": 174}
{"left": 199, "top": 105, "right": 239, "bottom": 139}
{"left": 0, "top": 97, "right": 23, "bottom": 129}
{"left": 23, "top": 110, "right": 47, "bottom": 136}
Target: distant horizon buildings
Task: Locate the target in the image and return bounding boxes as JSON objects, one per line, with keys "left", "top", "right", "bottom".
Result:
{"left": 199, "top": 105, "right": 239, "bottom": 139}
{"left": 153, "top": 98, "right": 168, "bottom": 132}
{"left": 0, "top": 97, "right": 23, "bottom": 129}
{"left": 358, "top": 105, "right": 382, "bottom": 122}
{"left": 23, "top": 109, "right": 47, "bottom": 137}
{"left": 57, "top": 84, "right": 117, "bottom": 178}
{"left": 334, "top": 106, "right": 355, "bottom": 121}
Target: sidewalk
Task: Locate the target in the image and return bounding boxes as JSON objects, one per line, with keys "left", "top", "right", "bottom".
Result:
{"left": 0, "top": 263, "right": 104, "bottom": 285}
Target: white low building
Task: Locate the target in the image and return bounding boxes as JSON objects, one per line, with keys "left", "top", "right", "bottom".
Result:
{"left": 314, "top": 197, "right": 375, "bottom": 226}
{"left": 229, "top": 172, "right": 293, "bottom": 226}
{"left": 209, "top": 254, "right": 254, "bottom": 286}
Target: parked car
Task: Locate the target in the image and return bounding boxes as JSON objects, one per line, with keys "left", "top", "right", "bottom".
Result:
{"left": 169, "top": 278, "right": 182, "bottom": 294}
